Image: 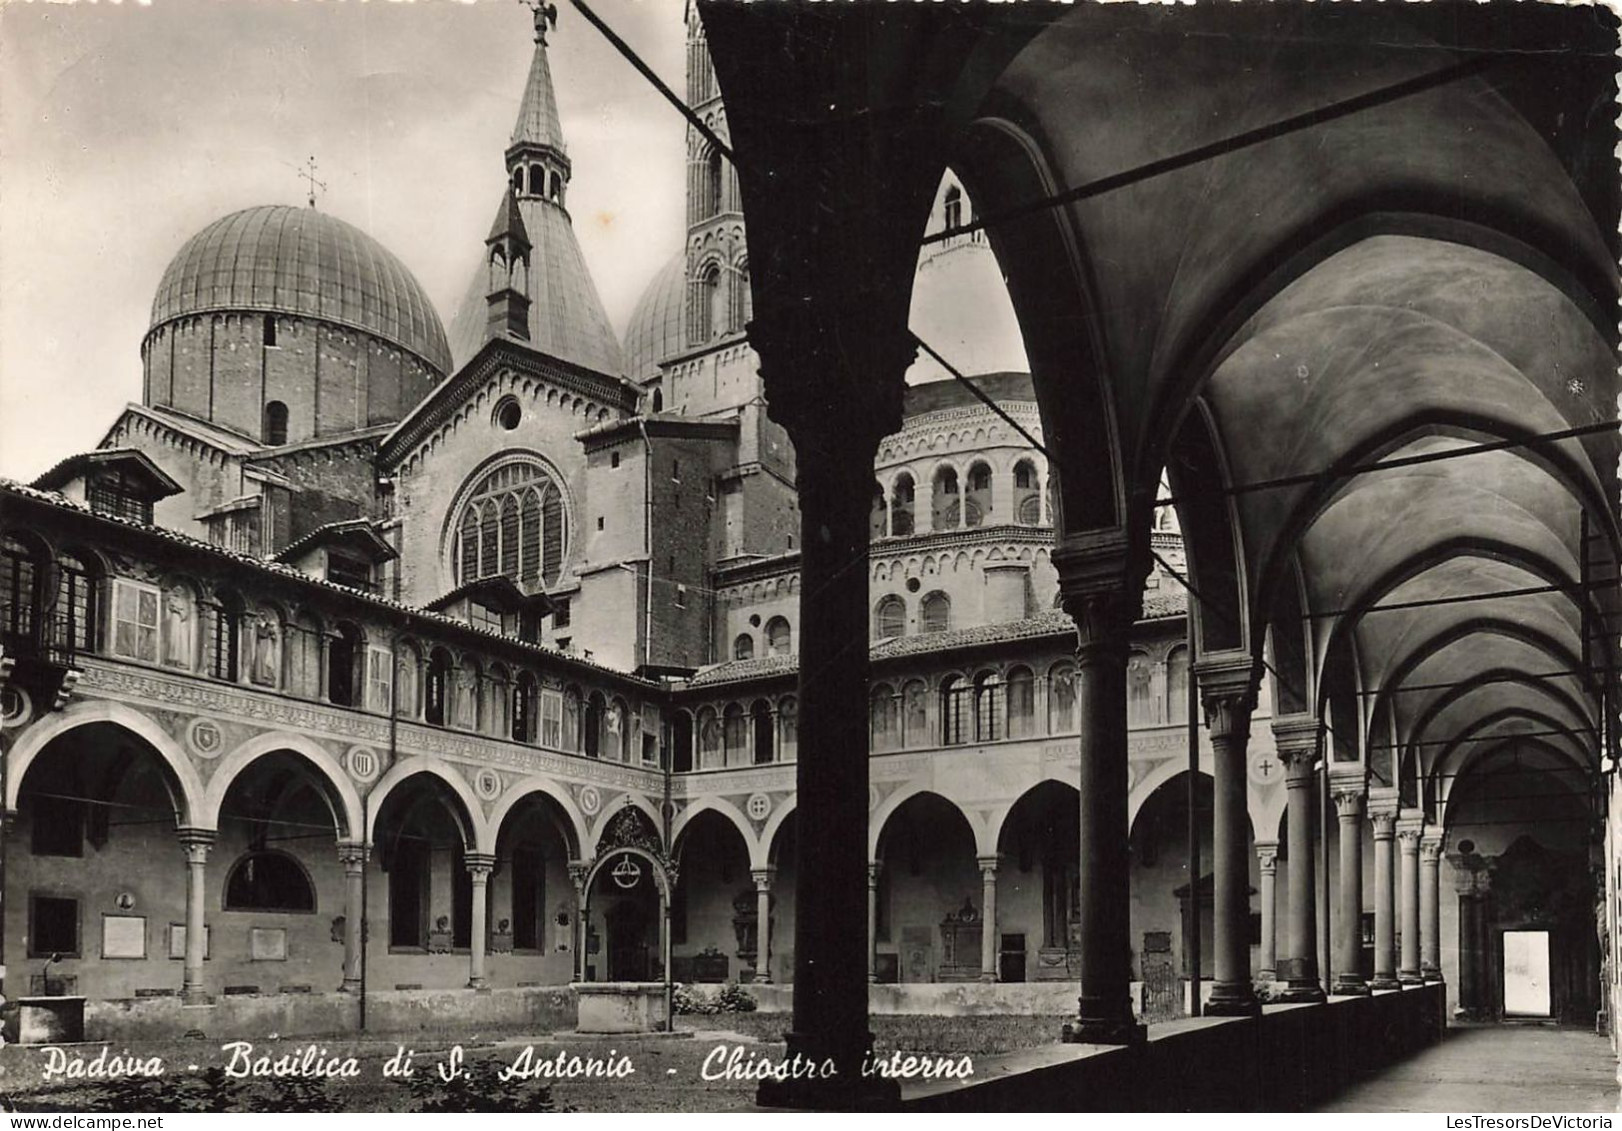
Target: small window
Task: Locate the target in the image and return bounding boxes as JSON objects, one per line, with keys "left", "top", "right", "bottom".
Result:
{"left": 675, "top": 585, "right": 687, "bottom": 610}
{"left": 496, "top": 399, "right": 522, "bottom": 431}
{"left": 29, "top": 894, "right": 79, "bottom": 957}
{"left": 765, "top": 616, "right": 791, "bottom": 656}
{"left": 597, "top": 517, "right": 605, "bottom": 531}
{"left": 610, "top": 451, "right": 621, "bottom": 469}
{"left": 262, "top": 401, "right": 289, "bottom": 445}
{"left": 920, "top": 592, "right": 951, "bottom": 634}
{"left": 652, "top": 389, "right": 664, "bottom": 413}
{"left": 672, "top": 461, "right": 681, "bottom": 482}
{"left": 263, "top": 315, "right": 277, "bottom": 348}
{"left": 734, "top": 634, "right": 755, "bottom": 661}
{"left": 31, "top": 796, "right": 84, "bottom": 858}
{"left": 225, "top": 850, "right": 316, "bottom": 912}
{"left": 552, "top": 598, "right": 571, "bottom": 629}
{"left": 327, "top": 555, "right": 372, "bottom": 592}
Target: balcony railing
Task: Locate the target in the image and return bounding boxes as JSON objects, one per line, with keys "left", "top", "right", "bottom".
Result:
{"left": 0, "top": 602, "right": 81, "bottom": 668}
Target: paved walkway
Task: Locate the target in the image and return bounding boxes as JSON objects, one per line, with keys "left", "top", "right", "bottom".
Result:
{"left": 1321, "top": 1025, "right": 1620, "bottom": 1112}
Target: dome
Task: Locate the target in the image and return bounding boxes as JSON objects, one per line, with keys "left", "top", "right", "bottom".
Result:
{"left": 622, "top": 252, "right": 687, "bottom": 384}
{"left": 150, "top": 205, "right": 452, "bottom": 375}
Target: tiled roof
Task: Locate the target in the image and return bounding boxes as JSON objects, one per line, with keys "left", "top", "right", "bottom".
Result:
{"left": 0, "top": 479, "right": 651, "bottom": 687}
{"left": 684, "top": 590, "right": 1189, "bottom": 689}
{"left": 149, "top": 206, "right": 452, "bottom": 375}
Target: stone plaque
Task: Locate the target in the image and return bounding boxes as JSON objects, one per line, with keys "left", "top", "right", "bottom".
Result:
{"left": 101, "top": 914, "right": 147, "bottom": 959}
{"left": 250, "top": 927, "right": 288, "bottom": 961}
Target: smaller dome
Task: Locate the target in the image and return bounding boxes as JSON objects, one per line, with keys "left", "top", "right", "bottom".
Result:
{"left": 622, "top": 252, "right": 687, "bottom": 385}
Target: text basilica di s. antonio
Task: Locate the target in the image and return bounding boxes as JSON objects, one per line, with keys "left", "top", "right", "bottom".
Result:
{"left": 0, "top": 0, "right": 1619, "bottom": 1112}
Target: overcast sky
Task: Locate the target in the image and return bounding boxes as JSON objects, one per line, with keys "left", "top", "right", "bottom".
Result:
{"left": 0, "top": 0, "right": 688, "bottom": 480}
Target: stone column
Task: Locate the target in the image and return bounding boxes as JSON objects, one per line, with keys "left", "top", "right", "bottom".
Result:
{"left": 1194, "top": 651, "right": 1260, "bottom": 1017}
{"left": 978, "top": 855, "right": 1000, "bottom": 983}
{"left": 867, "top": 862, "right": 881, "bottom": 983}
{"left": 1452, "top": 857, "right": 1489, "bottom": 1019}
{"left": 178, "top": 828, "right": 215, "bottom": 1004}
{"left": 753, "top": 868, "right": 775, "bottom": 984}
{"left": 1331, "top": 786, "right": 1370, "bottom": 995}
{"left": 1273, "top": 716, "right": 1324, "bottom": 1003}
{"left": 750, "top": 307, "right": 915, "bottom": 1107}
{"left": 1256, "top": 841, "right": 1279, "bottom": 982}
{"left": 1398, "top": 819, "right": 1424, "bottom": 985}
{"left": 338, "top": 842, "right": 368, "bottom": 992}
{"left": 1368, "top": 804, "right": 1399, "bottom": 991}
{"left": 569, "top": 861, "right": 590, "bottom": 983}
{"left": 466, "top": 853, "right": 495, "bottom": 989}
{"left": 1057, "top": 529, "right": 1147, "bottom": 1044}
{"left": 1420, "top": 833, "right": 1444, "bottom": 980}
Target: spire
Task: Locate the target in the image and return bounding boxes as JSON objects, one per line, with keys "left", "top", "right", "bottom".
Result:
{"left": 510, "top": 17, "right": 566, "bottom": 155}
{"left": 486, "top": 186, "right": 532, "bottom": 343}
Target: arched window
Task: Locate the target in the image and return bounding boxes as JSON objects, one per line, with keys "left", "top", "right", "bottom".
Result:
{"left": 1014, "top": 460, "right": 1042, "bottom": 525}
{"left": 965, "top": 462, "right": 992, "bottom": 528}
{"left": 562, "top": 685, "right": 582, "bottom": 752}
{"left": 1167, "top": 646, "right": 1190, "bottom": 726}
{"left": 1, "top": 533, "right": 44, "bottom": 642}
{"left": 735, "top": 260, "right": 752, "bottom": 327}
{"left": 941, "top": 675, "right": 971, "bottom": 746}
{"left": 943, "top": 183, "right": 962, "bottom": 232}
{"left": 1007, "top": 666, "right": 1035, "bottom": 739}
{"left": 286, "top": 611, "right": 324, "bottom": 698}
{"left": 871, "top": 483, "right": 887, "bottom": 540}
{"left": 890, "top": 474, "right": 916, "bottom": 537}
{"left": 584, "top": 692, "right": 605, "bottom": 757}
{"left": 723, "top": 702, "right": 747, "bottom": 766}
{"left": 425, "top": 648, "right": 452, "bottom": 725}
{"left": 651, "top": 388, "right": 664, "bottom": 413}
{"left": 1127, "top": 651, "right": 1154, "bottom": 727}
{"left": 705, "top": 148, "right": 724, "bottom": 217}
{"left": 765, "top": 616, "right": 791, "bottom": 656}
{"left": 1048, "top": 662, "right": 1077, "bottom": 734}
{"left": 751, "top": 699, "right": 774, "bottom": 764}
{"left": 53, "top": 549, "right": 99, "bottom": 655}
{"left": 224, "top": 850, "right": 315, "bottom": 912}
{"left": 512, "top": 671, "right": 537, "bottom": 742}
{"left": 973, "top": 671, "right": 1004, "bottom": 742}
{"left": 208, "top": 590, "right": 243, "bottom": 681}
{"left": 734, "top": 633, "right": 755, "bottom": 661}
{"left": 698, "top": 705, "right": 722, "bottom": 769}
{"left": 707, "top": 264, "right": 726, "bottom": 340}
{"left": 932, "top": 466, "right": 961, "bottom": 529}
{"left": 451, "top": 460, "right": 568, "bottom": 589}
{"left": 870, "top": 682, "right": 898, "bottom": 752}
{"left": 262, "top": 314, "right": 278, "bottom": 348}
{"left": 901, "top": 679, "right": 929, "bottom": 747}
{"left": 607, "top": 697, "right": 628, "bottom": 762}
{"left": 920, "top": 592, "right": 951, "bottom": 634}
{"left": 262, "top": 401, "right": 288, "bottom": 445}
{"left": 487, "top": 665, "right": 513, "bottom": 738}
{"left": 777, "top": 696, "right": 798, "bottom": 761}
{"left": 874, "top": 595, "right": 906, "bottom": 640}
{"left": 529, "top": 165, "right": 545, "bottom": 196}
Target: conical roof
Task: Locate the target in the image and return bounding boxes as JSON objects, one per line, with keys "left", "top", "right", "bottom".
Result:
{"left": 511, "top": 37, "right": 566, "bottom": 153}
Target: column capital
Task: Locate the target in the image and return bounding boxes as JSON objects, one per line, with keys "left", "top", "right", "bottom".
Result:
{"left": 747, "top": 309, "right": 914, "bottom": 449}
{"left": 1053, "top": 529, "right": 1148, "bottom": 655}
{"left": 568, "top": 858, "right": 592, "bottom": 893}
{"left": 867, "top": 860, "right": 883, "bottom": 887}
{"left": 1370, "top": 811, "right": 1397, "bottom": 839}
{"left": 1332, "top": 788, "right": 1365, "bottom": 820}
{"left": 1271, "top": 714, "right": 1320, "bottom": 761}
{"left": 752, "top": 867, "right": 776, "bottom": 891}
{"left": 1420, "top": 835, "right": 1445, "bottom": 865}
{"left": 1256, "top": 841, "right": 1279, "bottom": 874}
{"left": 465, "top": 852, "right": 496, "bottom": 880}
{"left": 1396, "top": 816, "right": 1425, "bottom": 848}
{"left": 1194, "top": 650, "right": 1259, "bottom": 740}
{"left": 337, "top": 842, "right": 370, "bottom": 870}
{"left": 977, "top": 854, "right": 1001, "bottom": 877}
{"left": 176, "top": 827, "right": 216, "bottom": 862}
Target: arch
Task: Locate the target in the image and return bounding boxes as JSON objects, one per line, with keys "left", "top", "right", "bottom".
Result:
{"left": 442, "top": 450, "right": 573, "bottom": 592}
{"left": 671, "top": 796, "right": 757, "bottom": 863}
{"left": 733, "top": 633, "right": 755, "bottom": 661}
{"left": 1426, "top": 707, "right": 1591, "bottom": 808}
{"left": 868, "top": 784, "right": 987, "bottom": 860}
{"left": 487, "top": 777, "right": 589, "bottom": 860}
{"left": 764, "top": 616, "right": 792, "bottom": 656}
{"left": 581, "top": 845, "right": 673, "bottom": 907}
{"left": 200, "top": 731, "right": 364, "bottom": 837}
{"left": 364, "top": 757, "right": 489, "bottom": 854}
{"left": 874, "top": 594, "right": 906, "bottom": 640}
{"left": 920, "top": 590, "right": 951, "bottom": 634}
{"left": 758, "top": 796, "right": 798, "bottom": 870}
{"left": 931, "top": 464, "right": 962, "bottom": 530}
{"left": 587, "top": 794, "right": 667, "bottom": 858}
{"left": 262, "top": 400, "right": 288, "bottom": 445}
{"left": 4, "top": 700, "right": 204, "bottom": 824}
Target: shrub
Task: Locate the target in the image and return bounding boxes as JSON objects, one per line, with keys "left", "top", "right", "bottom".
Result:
{"left": 672, "top": 981, "right": 758, "bottom": 1015}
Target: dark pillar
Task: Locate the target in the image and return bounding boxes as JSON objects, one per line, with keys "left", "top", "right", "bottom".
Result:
{"left": 1194, "top": 651, "right": 1260, "bottom": 1017}
{"left": 1453, "top": 857, "right": 1490, "bottom": 1020}
{"left": 1274, "top": 716, "right": 1325, "bottom": 1003}
{"left": 752, "top": 309, "right": 913, "bottom": 1108}
{"left": 1331, "top": 785, "right": 1370, "bottom": 996}
{"left": 1056, "top": 529, "right": 1147, "bottom": 1045}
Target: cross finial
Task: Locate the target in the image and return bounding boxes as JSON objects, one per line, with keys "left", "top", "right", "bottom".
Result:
{"left": 297, "top": 156, "right": 327, "bottom": 209}
{"left": 522, "top": 0, "right": 558, "bottom": 45}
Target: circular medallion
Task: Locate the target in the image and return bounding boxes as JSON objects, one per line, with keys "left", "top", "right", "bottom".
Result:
{"left": 1248, "top": 750, "right": 1284, "bottom": 789}
{"left": 578, "top": 785, "right": 602, "bottom": 816}
{"left": 115, "top": 892, "right": 136, "bottom": 911}
{"left": 0, "top": 686, "right": 32, "bottom": 729}
{"left": 344, "top": 745, "right": 382, "bottom": 784}
{"left": 473, "top": 768, "right": 503, "bottom": 801}
{"left": 746, "top": 792, "right": 772, "bottom": 822}
{"left": 186, "top": 718, "right": 225, "bottom": 759}
{"left": 612, "top": 856, "right": 643, "bottom": 889}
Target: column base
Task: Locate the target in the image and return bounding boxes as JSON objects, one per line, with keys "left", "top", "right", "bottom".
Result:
{"left": 1422, "top": 967, "right": 1443, "bottom": 983}
{"left": 1369, "top": 976, "right": 1402, "bottom": 992}
{"left": 978, "top": 973, "right": 997, "bottom": 984}
{"left": 181, "top": 989, "right": 212, "bottom": 1006}
{"left": 468, "top": 980, "right": 490, "bottom": 992}
{"left": 1331, "top": 975, "right": 1371, "bottom": 997}
{"left": 1398, "top": 971, "right": 1425, "bottom": 986}
{"left": 340, "top": 979, "right": 362, "bottom": 994}
{"left": 1258, "top": 968, "right": 1277, "bottom": 983}
{"left": 1203, "top": 982, "right": 1261, "bottom": 1017}
{"left": 1277, "top": 981, "right": 1327, "bottom": 1004}
{"left": 1062, "top": 1016, "right": 1147, "bottom": 1044}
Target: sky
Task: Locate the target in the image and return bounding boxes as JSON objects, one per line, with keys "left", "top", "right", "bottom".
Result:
{"left": 0, "top": 0, "right": 689, "bottom": 480}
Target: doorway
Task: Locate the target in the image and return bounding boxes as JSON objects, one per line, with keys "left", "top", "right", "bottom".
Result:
{"left": 1502, "top": 930, "right": 1552, "bottom": 1018}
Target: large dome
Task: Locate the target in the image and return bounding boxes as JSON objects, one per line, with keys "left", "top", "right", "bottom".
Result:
{"left": 622, "top": 251, "right": 686, "bottom": 385}
{"left": 150, "top": 205, "right": 452, "bottom": 375}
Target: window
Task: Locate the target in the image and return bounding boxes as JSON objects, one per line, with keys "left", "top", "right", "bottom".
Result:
{"left": 965, "top": 463, "right": 992, "bottom": 528}
{"left": 496, "top": 398, "right": 522, "bottom": 431}
{"left": 932, "top": 467, "right": 961, "bottom": 530}
{"left": 540, "top": 687, "right": 563, "bottom": 747}
{"left": 941, "top": 676, "right": 971, "bottom": 745}
{"left": 920, "top": 592, "right": 951, "bottom": 634}
{"left": 262, "top": 400, "right": 288, "bottom": 445}
{"left": 29, "top": 894, "right": 79, "bottom": 957}
{"left": 327, "top": 623, "right": 363, "bottom": 707}
{"left": 973, "top": 671, "right": 1004, "bottom": 742}
{"left": 88, "top": 472, "right": 153, "bottom": 524}
{"left": 552, "top": 598, "right": 571, "bottom": 629}
{"left": 584, "top": 692, "right": 605, "bottom": 757}
{"left": 469, "top": 601, "right": 505, "bottom": 636}
{"left": 890, "top": 474, "right": 915, "bottom": 537}
{"left": 734, "top": 633, "right": 755, "bottom": 661}
{"left": 1167, "top": 646, "right": 1191, "bottom": 726}
{"left": 288, "top": 614, "right": 324, "bottom": 699}
{"left": 1014, "top": 460, "right": 1042, "bottom": 525}
{"left": 111, "top": 579, "right": 160, "bottom": 662}
{"left": 705, "top": 148, "right": 724, "bottom": 217}
{"left": 751, "top": 700, "right": 774, "bottom": 764}
{"left": 706, "top": 265, "right": 725, "bottom": 340}
{"left": 723, "top": 702, "right": 747, "bottom": 765}
{"left": 452, "top": 460, "right": 567, "bottom": 589}
{"left": 366, "top": 645, "right": 393, "bottom": 713}
{"left": 671, "top": 710, "right": 694, "bottom": 772}
{"left": 1, "top": 534, "right": 42, "bottom": 641}
{"left": 1007, "top": 666, "right": 1036, "bottom": 739}
{"left": 425, "top": 649, "right": 452, "bottom": 725}
{"left": 943, "top": 184, "right": 962, "bottom": 232}
{"left": 1048, "top": 662, "right": 1078, "bottom": 733}
{"left": 765, "top": 617, "right": 791, "bottom": 656}
{"left": 732, "top": 260, "right": 752, "bottom": 331}
{"left": 263, "top": 314, "right": 278, "bottom": 348}
{"left": 327, "top": 554, "right": 372, "bottom": 593}
{"left": 54, "top": 550, "right": 98, "bottom": 654}
{"left": 207, "top": 592, "right": 242, "bottom": 681}
{"left": 874, "top": 595, "right": 906, "bottom": 640}
{"left": 31, "top": 795, "right": 84, "bottom": 857}
{"left": 225, "top": 851, "right": 316, "bottom": 912}
{"left": 610, "top": 451, "right": 621, "bottom": 469}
